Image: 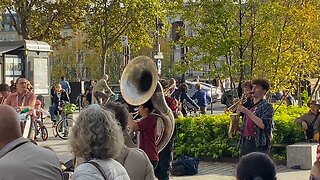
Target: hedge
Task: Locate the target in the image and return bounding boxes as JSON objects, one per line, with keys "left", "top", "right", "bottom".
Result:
{"left": 174, "top": 105, "right": 309, "bottom": 160}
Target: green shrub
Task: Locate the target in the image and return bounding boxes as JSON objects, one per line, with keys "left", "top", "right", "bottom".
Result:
{"left": 174, "top": 105, "right": 309, "bottom": 160}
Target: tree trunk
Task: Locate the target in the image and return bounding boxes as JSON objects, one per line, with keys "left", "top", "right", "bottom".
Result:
{"left": 311, "top": 77, "right": 320, "bottom": 100}
{"left": 101, "top": 46, "right": 107, "bottom": 77}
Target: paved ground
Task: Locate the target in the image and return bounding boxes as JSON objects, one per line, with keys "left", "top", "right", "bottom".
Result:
{"left": 36, "top": 108, "right": 311, "bottom": 180}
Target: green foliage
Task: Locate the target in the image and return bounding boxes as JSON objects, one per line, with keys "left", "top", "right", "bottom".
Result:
{"left": 272, "top": 105, "right": 308, "bottom": 145}
{"left": 301, "top": 90, "right": 311, "bottom": 106}
{"left": 0, "top": 0, "right": 89, "bottom": 46}
{"left": 174, "top": 105, "right": 309, "bottom": 160}
{"left": 175, "top": 114, "right": 237, "bottom": 159}
{"left": 175, "top": 0, "right": 320, "bottom": 92}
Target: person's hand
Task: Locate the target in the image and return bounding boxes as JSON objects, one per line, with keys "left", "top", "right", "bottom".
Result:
{"left": 58, "top": 106, "right": 62, "bottom": 111}
{"left": 237, "top": 105, "right": 249, "bottom": 114}
{"left": 15, "top": 107, "right": 22, "bottom": 113}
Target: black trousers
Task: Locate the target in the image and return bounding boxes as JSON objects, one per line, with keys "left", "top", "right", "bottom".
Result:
{"left": 240, "top": 136, "right": 270, "bottom": 157}
{"left": 155, "top": 137, "right": 174, "bottom": 180}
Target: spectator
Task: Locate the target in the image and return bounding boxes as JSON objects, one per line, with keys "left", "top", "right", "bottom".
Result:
{"left": 69, "top": 104, "right": 130, "bottom": 180}
{"left": 127, "top": 99, "right": 159, "bottom": 169}
{"left": 49, "top": 83, "right": 70, "bottom": 125}
{"left": 104, "top": 102, "right": 156, "bottom": 180}
{"left": 296, "top": 100, "right": 320, "bottom": 142}
{"left": 310, "top": 161, "right": 320, "bottom": 180}
{"left": 33, "top": 100, "right": 51, "bottom": 140}
{"left": 9, "top": 80, "right": 16, "bottom": 93}
{"left": 172, "top": 83, "right": 199, "bottom": 117}
{"left": 0, "top": 105, "right": 63, "bottom": 179}
{"left": 94, "top": 74, "right": 115, "bottom": 104}
{"left": 191, "top": 83, "right": 211, "bottom": 114}
{"left": 236, "top": 152, "right": 276, "bottom": 180}
{"left": 60, "top": 76, "right": 71, "bottom": 94}
{"left": 5, "top": 77, "right": 36, "bottom": 112}
{"left": 0, "top": 83, "right": 10, "bottom": 104}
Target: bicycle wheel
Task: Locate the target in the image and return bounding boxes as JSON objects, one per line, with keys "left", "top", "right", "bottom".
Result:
{"left": 40, "top": 126, "right": 49, "bottom": 141}
{"left": 56, "top": 118, "right": 76, "bottom": 140}
{"left": 22, "top": 115, "right": 32, "bottom": 139}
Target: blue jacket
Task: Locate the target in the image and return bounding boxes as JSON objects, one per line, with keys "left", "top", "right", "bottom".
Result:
{"left": 60, "top": 80, "right": 71, "bottom": 94}
{"left": 191, "top": 90, "right": 211, "bottom": 108}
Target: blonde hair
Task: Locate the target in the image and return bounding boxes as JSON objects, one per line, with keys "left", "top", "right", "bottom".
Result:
{"left": 69, "top": 105, "right": 124, "bottom": 160}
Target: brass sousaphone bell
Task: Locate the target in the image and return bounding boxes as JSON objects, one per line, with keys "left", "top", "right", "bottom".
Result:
{"left": 120, "top": 56, "right": 175, "bottom": 152}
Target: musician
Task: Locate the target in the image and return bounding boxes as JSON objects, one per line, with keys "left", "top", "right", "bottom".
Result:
{"left": 296, "top": 100, "right": 320, "bottom": 141}
{"left": 237, "top": 78, "right": 274, "bottom": 156}
{"left": 241, "top": 81, "right": 254, "bottom": 108}
{"left": 155, "top": 79, "right": 179, "bottom": 180}
{"left": 127, "top": 99, "right": 159, "bottom": 169}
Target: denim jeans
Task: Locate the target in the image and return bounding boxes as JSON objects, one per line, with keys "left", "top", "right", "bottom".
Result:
{"left": 49, "top": 104, "right": 58, "bottom": 122}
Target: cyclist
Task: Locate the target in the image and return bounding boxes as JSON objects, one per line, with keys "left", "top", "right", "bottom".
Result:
{"left": 93, "top": 74, "right": 115, "bottom": 104}
{"left": 34, "top": 100, "right": 50, "bottom": 140}
{"left": 49, "top": 83, "right": 70, "bottom": 125}
{"left": 5, "top": 77, "right": 36, "bottom": 111}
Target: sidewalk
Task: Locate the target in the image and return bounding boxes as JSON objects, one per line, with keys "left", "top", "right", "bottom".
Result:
{"left": 171, "top": 161, "right": 310, "bottom": 180}
{"left": 38, "top": 112, "right": 311, "bottom": 180}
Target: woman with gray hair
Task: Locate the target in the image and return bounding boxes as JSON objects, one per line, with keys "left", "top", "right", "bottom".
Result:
{"left": 69, "top": 104, "right": 130, "bottom": 180}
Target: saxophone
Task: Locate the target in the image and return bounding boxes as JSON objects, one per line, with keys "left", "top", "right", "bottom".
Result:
{"left": 228, "top": 93, "right": 246, "bottom": 139}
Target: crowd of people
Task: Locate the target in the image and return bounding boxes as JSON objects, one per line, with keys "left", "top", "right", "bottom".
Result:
{"left": 1, "top": 73, "right": 320, "bottom": 180}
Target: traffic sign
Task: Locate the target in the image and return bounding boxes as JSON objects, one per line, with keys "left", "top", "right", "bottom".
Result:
{"left": 154, "top": 52, "right": 164, "bottom": 59}
{"left": 121, "top": 36, "right": 128, "bottom": 47}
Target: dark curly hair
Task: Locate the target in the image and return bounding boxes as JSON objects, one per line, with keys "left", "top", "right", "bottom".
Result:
{"left": 237, "top": 152, "right": 276, "bottom": 180}
{"left": 103, "top": 102, "right": 129, "bottom": 130}
{"left": 252, "top": 78, "right": 270, "bottom": 92}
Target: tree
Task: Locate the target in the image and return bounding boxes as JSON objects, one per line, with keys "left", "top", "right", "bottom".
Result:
{"left": 254, "top": 0, "right": 320, "bottom": 96}
{"left": 84, "top": 0, "right": 172, "bottom": 77}
{"left": 175, "top": 0, "right": 320, "bottom": 98}
{"left": 0, "top": 0, "right": 89, "bottom": 46}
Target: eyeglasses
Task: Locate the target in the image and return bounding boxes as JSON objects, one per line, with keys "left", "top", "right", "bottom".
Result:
{"left": 18, "top": 82, "right": 28, "bottom": 85}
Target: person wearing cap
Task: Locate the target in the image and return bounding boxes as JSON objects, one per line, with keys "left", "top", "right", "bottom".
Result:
{"left": 296, "top": 100, "right": 320, "bottom": 141}
{"left": 33, "top": 100, "right": 50, "bottom": 140}
{"left": 237, "top": 78, "right": 274, "bottom": 156}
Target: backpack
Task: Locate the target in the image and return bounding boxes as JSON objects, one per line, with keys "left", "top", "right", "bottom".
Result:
{"left": 171, "top": 156, "right": 200, "bottom": 176}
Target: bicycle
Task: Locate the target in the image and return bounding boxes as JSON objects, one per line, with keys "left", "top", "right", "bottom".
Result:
{"left": 34, "top": 114, "right": 48, "bottom": 141}
{"left": 19, "top": 108, "right": 33, "bottom": 139}
{"left": 53, "top": 102, "right": 77, "bottom": 140}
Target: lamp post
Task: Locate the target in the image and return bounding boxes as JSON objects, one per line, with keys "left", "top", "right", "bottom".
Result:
{"left": 154, "top": 17, "right": 164, "bottom": 76}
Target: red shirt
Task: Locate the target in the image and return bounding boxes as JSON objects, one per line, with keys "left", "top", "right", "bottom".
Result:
{"left": 137, "top": 115, "right": 159, "bottom": 161}
{"left": 5, "top": 91, "right": 36, "bottom": 108}
{"left": 243, "top": 107, "right": 257, "bottom": 137}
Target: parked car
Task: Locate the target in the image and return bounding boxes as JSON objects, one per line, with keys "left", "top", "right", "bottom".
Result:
{"left": 198, "top": 82, "right": 222, "bottom": 101}
{"left": 185, "top": 81, "right": 220, "bottom": 103}
{"left": 109, "top": 84, "right": 121, "bottom": 102}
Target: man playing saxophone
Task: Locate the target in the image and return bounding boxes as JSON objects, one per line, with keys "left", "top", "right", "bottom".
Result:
{"left": 237, "top": 78, "right": 274, "bottom": 156}
{"left": 228, "top": 81, "right": 253, "bottom": 138}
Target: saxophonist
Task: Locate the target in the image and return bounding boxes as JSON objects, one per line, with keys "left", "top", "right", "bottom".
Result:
{"left": 237, "top": 78, "right": 274, "bottom": 156}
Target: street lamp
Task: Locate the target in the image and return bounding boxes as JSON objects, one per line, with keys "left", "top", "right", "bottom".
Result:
{"left": 154, "top": 17, "right": 164, "bottom": 75}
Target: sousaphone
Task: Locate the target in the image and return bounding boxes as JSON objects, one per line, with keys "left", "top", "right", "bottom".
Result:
{"left": 120, "top": 56, "right": 175, "bottom": 152}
